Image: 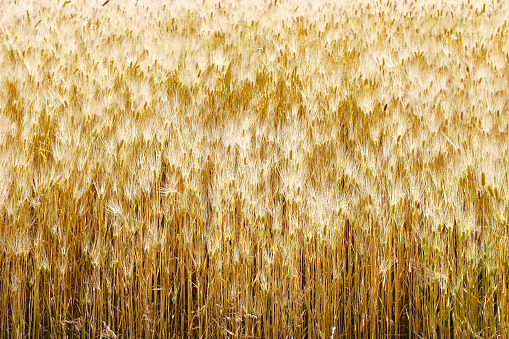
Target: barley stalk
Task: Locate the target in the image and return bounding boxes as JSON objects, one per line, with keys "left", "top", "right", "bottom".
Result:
{"left": 0, "top": 0, "right": 508, "bottom": 337}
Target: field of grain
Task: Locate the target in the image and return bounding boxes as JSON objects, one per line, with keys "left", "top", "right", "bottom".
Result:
{"left": 1, "top": 0, "right": 509, "bottom": 337}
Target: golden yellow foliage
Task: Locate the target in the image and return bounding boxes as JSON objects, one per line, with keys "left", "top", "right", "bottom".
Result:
{"left": 1, "top": 0, "right": 509, "bottom": 337}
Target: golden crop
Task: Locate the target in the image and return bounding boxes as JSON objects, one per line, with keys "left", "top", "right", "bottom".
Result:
{"left": 1, "top": 0, "right": 509, "bottom": 337}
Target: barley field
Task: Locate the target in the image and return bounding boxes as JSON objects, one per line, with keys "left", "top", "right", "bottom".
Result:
{"left": 1, "top": 0, "right": 509, "bottom": 337}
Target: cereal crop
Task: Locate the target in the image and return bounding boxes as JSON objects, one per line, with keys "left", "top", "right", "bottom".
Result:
{"left": 1, "top": 0, "right": 509, "bottom": 337}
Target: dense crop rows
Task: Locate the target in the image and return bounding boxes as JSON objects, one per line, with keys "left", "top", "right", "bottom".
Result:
{"left": 1, "top": 0, "right": 509, "bottom": 337}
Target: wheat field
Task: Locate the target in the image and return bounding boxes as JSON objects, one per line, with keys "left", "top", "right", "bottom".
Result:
{"left": 1, "top": 0, "right": 509, "bottom": 337}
